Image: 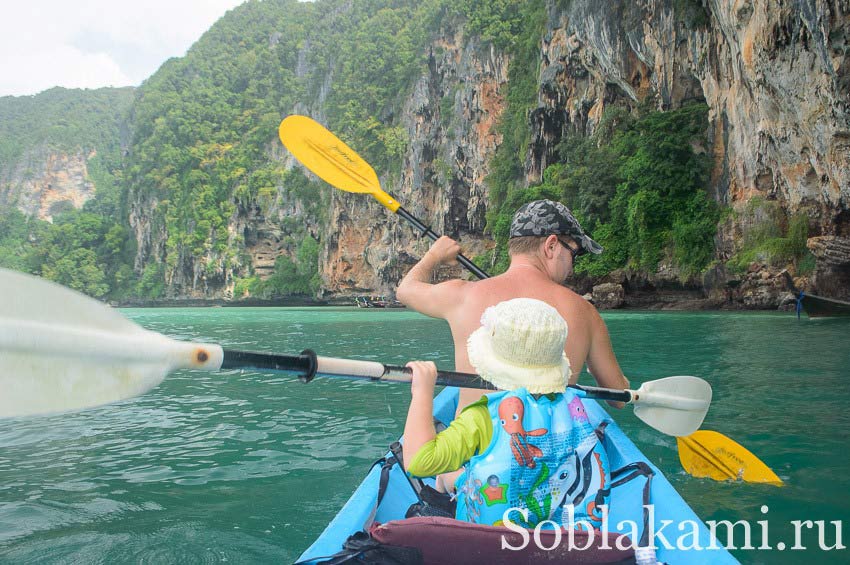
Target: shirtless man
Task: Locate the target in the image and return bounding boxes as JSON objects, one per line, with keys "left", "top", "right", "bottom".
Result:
{"left": 396, "top": 199, "right": 629, "bottom": 411}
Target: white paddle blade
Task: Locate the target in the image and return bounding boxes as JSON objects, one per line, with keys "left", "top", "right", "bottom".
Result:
{"left": 0, "top": 319, "right": 224, "bottom": 418}
{"left": 0, "top": 268, "right": 224, "bottom": 418}
{"left": 632, "top": 376, "right": 712, "bottom": 437}
{"left": 0, "top": 351, "right": 170, "bottom": 418}
{"left": 0, "top": 268, "right": 142, "bottom": 333}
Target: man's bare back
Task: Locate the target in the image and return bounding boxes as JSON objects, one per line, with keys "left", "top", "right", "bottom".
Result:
{"left": 397, "top": 202, "right": 628, "bottom": 413}
{"left": 443, "top": 266, "right": 623, "bottom": 409}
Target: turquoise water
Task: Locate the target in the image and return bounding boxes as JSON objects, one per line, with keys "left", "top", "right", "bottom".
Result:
{"left": 0, "top": 308, "right": 848, "bottom": 563}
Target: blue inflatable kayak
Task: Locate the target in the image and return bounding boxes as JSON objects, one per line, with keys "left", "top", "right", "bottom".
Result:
{"left": 297, "top": 387, "right": 738, "bottom": 564}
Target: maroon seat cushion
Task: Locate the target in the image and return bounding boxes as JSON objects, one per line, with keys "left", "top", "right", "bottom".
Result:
{"left": 370, "top": 516, "right": 636, "bottom": 564}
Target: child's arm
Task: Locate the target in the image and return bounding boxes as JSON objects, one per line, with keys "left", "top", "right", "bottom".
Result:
{"left": 402, "top": 360, "right": 438, "bottom": 467}
{"left": 403, "top": 361, "right": 492, "bottom": 479}
{"left": 406, "top": 400, "right": 491, "bottom": 478}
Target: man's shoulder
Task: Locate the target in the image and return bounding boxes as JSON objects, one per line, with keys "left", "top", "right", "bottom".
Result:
{"left": 546, "top": 285, "right": 601, "bottom": 325}
{"left": 440, "top": 277, "right": 472, "bottom": 301}
{"left": 549, "top": 282, "right": 590, "bottom": 305}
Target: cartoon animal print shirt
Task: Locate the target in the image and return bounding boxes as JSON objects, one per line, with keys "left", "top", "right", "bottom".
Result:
{"left": 408, "top": 389, "right": 611, "bottom": 529}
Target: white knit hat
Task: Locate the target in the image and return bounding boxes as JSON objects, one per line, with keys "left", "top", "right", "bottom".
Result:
{"left": 467, "top": 298, "right": 571, "bottom": 394}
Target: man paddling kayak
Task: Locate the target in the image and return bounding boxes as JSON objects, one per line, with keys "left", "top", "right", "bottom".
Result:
{"left": 396, "top": 199, "right": 630, "bottom": 412}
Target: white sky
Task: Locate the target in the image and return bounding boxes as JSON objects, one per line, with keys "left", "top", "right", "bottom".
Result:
{"left": 0, "top": 0, "right": 249, "bottom": 97}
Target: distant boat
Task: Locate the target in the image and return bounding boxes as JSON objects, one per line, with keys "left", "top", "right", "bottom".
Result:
{"left": 355, "top": 296, "right": 405, "bottom": 309}
{"left": 798, "top": 291, "right": 850, "bottom": 318}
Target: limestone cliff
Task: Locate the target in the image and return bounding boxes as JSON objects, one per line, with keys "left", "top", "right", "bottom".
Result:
{"left": 9, "top": 2, "right": 847, "bottom": 306}
{"left": 0, "top": 86, "right": 134, "bottom": 225}
{"left": 0, "top": 147, "right": 96, "bottom": 222}
{"left": 318, "top": 0, "right": 849, "bottom": 303}
{"left": 533, "top": 0, "right": 848, "bottom": 207}
{"left": 320, "top": 31, "right": 507, "bottom": 295}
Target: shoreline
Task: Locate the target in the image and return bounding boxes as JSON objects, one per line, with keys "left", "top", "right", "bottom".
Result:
{"left": 112, "top": 293, "right": 795, "bottom": 312}
{"left": 108, "top": 264, "right": 819, "bottom": 313}
{"left": 114, "top": 296, "right": 338, "bottom": 308}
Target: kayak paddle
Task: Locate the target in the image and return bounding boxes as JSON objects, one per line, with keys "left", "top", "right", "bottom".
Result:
{"left": 677, "top": 430, "right": 784, "bottom": 486}
{"left": 277, "top": 115, "right": 489, "bottom": 280}
{"left": 0, "top": 268, "right": 709, "bottom": 436}
{"left": 227, "top": 350, "right": 711, "bottom": 437}
{"left": 277, "top": 116, "right": 782, "bottom": 480}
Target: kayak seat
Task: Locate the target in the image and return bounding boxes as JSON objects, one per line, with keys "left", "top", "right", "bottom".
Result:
{"left": 370, "top": 516, "right": 637, "bottom": 564}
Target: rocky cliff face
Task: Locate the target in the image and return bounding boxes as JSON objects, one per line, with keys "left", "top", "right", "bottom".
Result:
{"left": 316, "top": 0, "right": 849, "bottom": 303}
{"left": 808, "top": 234, "right": 850, "bottom": 297}
{"left": 0, "top": 147, "right": 96, "bottom": 222}
{"left": 534, "top": 0, "right": 849, "bottom": 210}
{"left": 319, "top": 30, "right": 507, "bottom": 295}
{"left": 65, "top": 0, "right": 849, "bottom": 304}
{"left": 528, "top": 0, "right": 849, "bottom": 301}
{"left": 4, "top": 2, "right": 847, "bottom": 303}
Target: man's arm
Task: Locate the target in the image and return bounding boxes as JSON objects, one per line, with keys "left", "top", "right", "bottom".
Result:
{"left": 585, "top": 306, "right": 629, "bottom": 406}
{"left": 396, "top": 236, "right": 468, "bottom": 319}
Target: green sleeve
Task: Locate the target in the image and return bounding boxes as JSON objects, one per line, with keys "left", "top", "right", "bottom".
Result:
{"left": 406, "top": 397, "right": 492, "bottom": 478}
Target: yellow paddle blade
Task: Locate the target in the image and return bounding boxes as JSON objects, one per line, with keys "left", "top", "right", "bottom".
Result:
{"left": 278, "top": 115, "right": 400, "bottom": 212}
{"left": 677, "top": 430, "right": 783, "bottom": 486}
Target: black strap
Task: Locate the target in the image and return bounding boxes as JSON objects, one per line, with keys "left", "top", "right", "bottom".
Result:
{"left": 296, "top": 530, "right": 421, "bottom": 565}
{"left": 363, "top": 456, "right": 397, "bottom": 531}
{"left": 294, "top": 456, "right": 422, "bottom": 565}
{"left": 597, "top": 420, "right": 655, "bottom": 548}
{"left": 404, "top": 484, "right": 456, "bottom": 519}
{"left": 389, "top": 416, "right": 448, "bottom": 502}
{"left": 388, "top": 441, "right": 425, "bottom": 497}
{"left": 389, "top": 434, "right": 456, "bottom": 519}
{"left": 610, "top": 461, "right": 655, "bottom": 548}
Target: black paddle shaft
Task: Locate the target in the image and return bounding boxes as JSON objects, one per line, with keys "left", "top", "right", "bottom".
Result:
{"left": 221, "top": 349, "right": 495, "bottom": 388}
{"left": 385, "top": 368, "right": 633, "bottom": 403}
{"left": 396, "top": 207, "right": 490, "bottom": 280}
{"left": 220, "top": 349, "right": 634, "bottom": 403}
{"left": 221, "top": 349, "right": 315, "bottom": 376}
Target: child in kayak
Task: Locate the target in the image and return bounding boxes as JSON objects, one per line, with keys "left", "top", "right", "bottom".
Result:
{"left": 403, "top": 297, "right": 610, "bottom": 530}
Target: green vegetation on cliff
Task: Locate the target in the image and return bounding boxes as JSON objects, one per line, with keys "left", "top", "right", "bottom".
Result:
{"left": 0, "top": 87, "right": 133, "bottom": 172}
{"left": 234, "top": 235, "right": 321, "bottom": 298}
{"left": 0, "top": 206, "right": 134, "bottom": 298}
{"left": 0, "top": 209, "right": 33, "bottom": 273}
{"left": 486, "top": 102, "right": 720, "bottom": 280}
{"left": 728, "top": 198, "right": 814, "bottom": 275}
{"left": 0, "top": 87, "right": 133, "bottom": 223}
{"left": 0, "top": 87, "right": 135, "bottom": 297}
{"left": 2, "top": 0, "right": 774, "bottom": 300}
{"left": 122, "top": 0, "right": 554, "bottom": 298}
{"left": 124, "top": 0, "right": 436, "bottom": 297}
{"left": 126, "top": 0, "right": 309, "bottom": 285}
{"left": 477, "top": 0, "right": 548, "bottom": 270}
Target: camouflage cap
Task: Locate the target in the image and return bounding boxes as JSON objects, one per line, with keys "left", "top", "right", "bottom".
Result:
{"left": 509, "top": 199, "right": 603, "bottom": 256}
